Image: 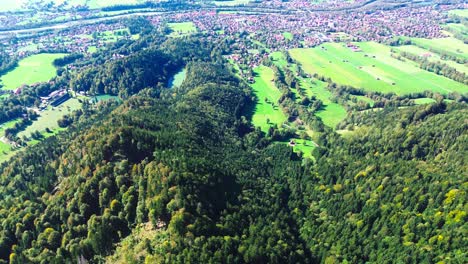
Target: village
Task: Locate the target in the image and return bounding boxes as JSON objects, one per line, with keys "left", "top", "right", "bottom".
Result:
{"left": 1, "top": 1, "right": 462, "bottom": 64}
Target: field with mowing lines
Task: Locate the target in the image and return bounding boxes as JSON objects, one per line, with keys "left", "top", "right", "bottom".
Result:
{"left": 250, "top": 66, "right": 286, "bottom": 131}
{"left": 290, "top": 42, "right": 467, "bottom": 95}
{"left": 168, "top": 22, "right": 197, "bottom": 37}
{"left": 395, "top": 45, "right": 467, "bottom": 74}
{"left": 18, "top": 98, "right": 82, "bottom": 139}
{"left": 409, "top": 37, "right": 468, "bottom": 60}
{"left": 0, "top": 53, "right": 67, "bottom": 91}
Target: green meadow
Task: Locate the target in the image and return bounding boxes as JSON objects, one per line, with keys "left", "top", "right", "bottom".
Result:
{"left": 448, "top": 9, "right": 468, "bottom": 18}
{"left": 444, "top": 23, "right": 468, "bottom": 38}
{"left": 283, "top": 32, "right": 293, "bottom": 41}
{"left": 409, "top": 37, "right": 468, "bottom": 60}
{"left": 414, "top": 98, "right": 436, "bottom": 105}
{"left": 250, "top": 65, "right": 286, "bottom": 131}
{"left": 168, "top": 22, "right": 197, "bottom": 37}
{"left": 395, "top": 45, "right": 467, "bottom": 74}
{"left": 290, "top": 42, "right": 467, "bottom": 95}
{"left": 0, "top": 119, "right": 20, "bottom": 161}
{"left": 18, "top": 98, "right": 82, "bottom": 139}
{"left": 270, "top": 51, "right": 348, "bottom": 128}
{"left": 279, "top": 139, "right": 316, "bottom": 158}
{"left": 299, "top": 78, "right": 347, "bottom": 128}
{"left": 0, "top": 53, "right": 67, "bottom": 91}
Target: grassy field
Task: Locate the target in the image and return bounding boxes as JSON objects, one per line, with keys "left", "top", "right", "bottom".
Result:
{"left": 444, "top": 23, "right": 467, "bottom": 37}
{"left": 394, "top": 45, "right": 467, "bottom": 74}
{"left": 18, "top": 98, "right": 82, "bottom": 139}
{"left": 300, "top": 78, "right": 347, "bottom": 128}
{"left": 283, "top": 32, "right": 293, "bottom": 41}
{"left": 270, "top": 51, "right": 348, "bottom": 128}
{"left": 279, "top": 139, "right": 315, "bottom": 158}
{"left": 290, "top": 42, "right": 467, "bottom": 95}
{"left": 0, "top": 119, "right": 20, "bottom": 161}
{"left": 409, "top": 37, "right": 468, "bottom": 60}
{"left": 250, "top": 66, "right": 286, "bottom": 131}
{"left": 0, "top": 53, "right": 67, "bottom": 91}
{"left": 168, "top": 22, "right": 197, "bottom": 37}
{"left": 449, "top": 9, "right": 468, "bottom": 18}
{"left": 414, "top": 98, "right": 436, "bottom": 105}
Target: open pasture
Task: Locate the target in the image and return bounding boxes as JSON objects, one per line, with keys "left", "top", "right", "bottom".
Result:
{"left": 0, "top": 53, "right": 67, "bottom": 91}
{"left": 270, "top": 51, "right": 348, "bottom": 129}
{"left": 290, "top": 42, "right": 467, "bottom": 95}
{"left": 167, "top": 22, "right": 197, "bottom": 37}
{"left": 395, "top": 45, "right": 468, "bottom": 74}
{"left": 444, "top": 23, "right": 467, "bottom": 38}
{"left": 299, "top": 78, "right": 347, "bottom": 128}
{"left": 250, "top": 66, "right": 286, "bottom": 131}
{"left": 409, "top": 37, "right": 468, "bottom": 61}
{"left": 448, "top": 9, "right": 468, "bottom": 18}
{"left": 18, "top": 98, "right": 81, "bottom": 139}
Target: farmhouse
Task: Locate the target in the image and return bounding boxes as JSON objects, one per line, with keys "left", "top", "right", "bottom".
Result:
{"left": 40, "top": 89, "right": 70, "bottom": 109}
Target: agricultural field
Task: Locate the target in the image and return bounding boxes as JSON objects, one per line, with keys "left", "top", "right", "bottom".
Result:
{"left": 394, "top": 45, "right": 468, "bottom": 74}
{"left": 444, "top": 23, "right": 468, "bottom": 38}
{"left": 0, "top": 119, "right": 20, "bottom": 161}
{"left": 278, "top": 139, "right": 316, "bottom": 158}
{"left": 167, "top": 22, "right": 197, "bottom": 37}
{"left": 409, "top": 37, "right": 468, "bottom": 60}
{"left": 250, "top": 65, "right": 286, "bottom": 132}
{"left": 283, "top": 32, "right": 293, "bottom": 41}
{"left": 18, "top": 98, "right": 82, "bottom": 139}
{"left": 414, "top": 98, "right": 436, "bottom": 105}
{"left": 270, "top": 51, "right": 348, "bottom": 128}
{"left": 448, "top": 9, "right": 468, "bottom": 18}
{"left": 300, "top": 78, "right": 348, "bottom": 128}
{"left": 0, "top": 53, "right": 67, "bottom": 91}
{"left": 290, "top": 42, "right": 467, "bottom": 95}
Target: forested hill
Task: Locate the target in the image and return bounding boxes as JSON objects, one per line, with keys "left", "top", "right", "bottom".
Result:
{"left": 0, "top": 37, "right": 466, "bottom": 264}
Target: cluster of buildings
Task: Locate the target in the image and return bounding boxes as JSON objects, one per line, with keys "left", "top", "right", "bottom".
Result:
{"left": 39, "top": 89, "right": 70, "bottom": 109}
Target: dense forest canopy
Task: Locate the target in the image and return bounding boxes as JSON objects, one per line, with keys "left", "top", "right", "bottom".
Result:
{"left": 0, "top": 32, "right": 466, "bottom": 264}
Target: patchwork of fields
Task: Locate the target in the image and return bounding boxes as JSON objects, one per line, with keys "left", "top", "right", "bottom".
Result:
{"left": 290, "top": 42, "right": 467, "bottom": 95}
